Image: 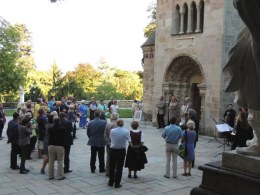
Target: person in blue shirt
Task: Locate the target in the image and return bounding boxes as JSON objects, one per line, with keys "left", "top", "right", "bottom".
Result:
{"left": 162, "top": 116, "right": 182, "bottom": 178}
{"left": 78, "top": 100, "right": 88, "bottom": 129}
{"left": 48, "top": 96, "right": 55, "bottom": 113}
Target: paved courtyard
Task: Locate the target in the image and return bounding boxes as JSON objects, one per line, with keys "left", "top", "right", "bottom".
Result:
{"left": 0, "top": 117, "right": 225, "bottom": 195}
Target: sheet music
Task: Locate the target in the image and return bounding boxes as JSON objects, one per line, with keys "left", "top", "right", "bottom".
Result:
{"left": 215, "top": 124, "right": 231, "bottom": 132}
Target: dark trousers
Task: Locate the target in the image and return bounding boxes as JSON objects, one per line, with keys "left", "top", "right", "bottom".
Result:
{"left": 108, "top": 148, "right": 126, "bottom": 187}
{"left": 157, "top": 114, "right": 165, "bottom": 128}
{"left": 11, "top": 143, "right": 20, "bottom": 168}
{"left": 29, "top": 136, "right": 37, "bottom": 157}
{"left": 90, "top": 146, "right": 105, "bottom": 172}
{"left": 0, "top": 123, "right": 3, "bottom": 137}
{"left": 72, "top": 123, "right": 77, "bottom": 138}
{"left": 64, "top": 145, "right": 71, "bottom": 171}
{"left": 19, "top": 144, "right": 30, "bottom": 171}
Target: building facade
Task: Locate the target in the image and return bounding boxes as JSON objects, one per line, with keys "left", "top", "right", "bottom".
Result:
{"left": 141, "top": 0, "right": 244, "bottom": 135}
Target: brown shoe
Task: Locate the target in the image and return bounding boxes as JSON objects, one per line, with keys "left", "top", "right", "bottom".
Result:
{"left": 182, "top": 173, "right": 187, "bottom": 176}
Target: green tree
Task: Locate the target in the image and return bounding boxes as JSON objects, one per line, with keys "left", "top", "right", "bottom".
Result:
{"left": 144, "top": 1, "right": 157, "bottom": 38}
{"left": 48, "top": 62, "right": 63, "bottom": 97}
{"left": 0, "top": 17, "right": 27, "bottom": 100}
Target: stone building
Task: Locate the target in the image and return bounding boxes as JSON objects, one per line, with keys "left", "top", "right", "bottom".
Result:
{"left": 141, "top": 0, "right": 244, "bottom": 135}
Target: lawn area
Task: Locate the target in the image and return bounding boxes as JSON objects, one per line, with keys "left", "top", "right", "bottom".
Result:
{"left": 4, "top": 108, "right": 133, "bottom": 118}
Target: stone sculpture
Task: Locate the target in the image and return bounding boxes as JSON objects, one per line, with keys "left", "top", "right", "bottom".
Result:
{"left": 223, "top": 0, "right": 260, "bottom": 156}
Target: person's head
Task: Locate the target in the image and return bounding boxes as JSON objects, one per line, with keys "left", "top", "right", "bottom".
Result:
{"left": 134, "top": 100, "right": 137, "bottom": 103}
{"left": 110, "top": 113, "right": 118, "bottom": 121}
{"left": 56, "top": 101, "right": 61, "bottom": 106}
{"left": 51, "top": 96, "right": 55, "bottom": 101}
{"left": 24, "top": 111, "right": 33, "bottom": 119}
{"left": 186, "top": 119, "right": 195, "bottom": 129}
{"left": 131, "top": 121, "right": 139, "bottom": 130}
{"left": 171, "top": 96, "right": 177, "bottom": 102}
{"left": 188, "top": 108, "right": 196, "bottom": 120}
{"left": 21, "top": 117, "right": 30, "bottom": 126}
{"left": 94, "top": 110, "right": 101, "bottom": 118}
{"left": 100, "top": 100, "right": 104, "bottom": 104}
{"left": 117, "top": 119, "right": 124, "bottom": 127}
{"left": 69, "top": 104, "right": 75, "bottom": 111}
{"left": 21, "top": 106, "right": 27, "bottom": 113}
{"left": 36, "top": 98, "right": 42, "bottom": 104}
{"left": 228, "top": 104, "right": 233, "bottom": 110}
{"left": 91, "top": 97, "right": 95, "bottom": 102}
{"left": 110, "top": 97, "right": 113, "bottom": 101}
{"left": 113, "top": 100, "right": 117, "bottom": 105}
{"left": 49, "top": 111, "right": 58, "bottom": 123}
{"left": 38, "top": 108, "right": 45, "bottom": 116}
{"left": 169, "top": 117, "right": 177, "bottom": 125}
{"left": 53, "top": 116, "right": 60, "bottom": 125}
{"left": 13, "top": 112, "right": 19, "bottom": 120}
{"left": 238, "top": 111, "right": 249, "bottom": 129}
{"left": 61, "top": 97, "right": 65, "bottom": 104}
{"left": 59, "top": 112, "right": 66, "bottom": 119}
{"left": 160, "top": 96, "right": 164, "bottom": 101}
{"left": 184, "top": 97, "right": 190, "bottom": 104}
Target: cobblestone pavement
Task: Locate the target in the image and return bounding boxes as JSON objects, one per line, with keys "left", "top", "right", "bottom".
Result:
{"left": 0, "top": 117, "right": 225, "bottom": 195}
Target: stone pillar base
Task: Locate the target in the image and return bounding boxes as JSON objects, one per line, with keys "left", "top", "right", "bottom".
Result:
{"left": 190, "top": 161, "right": 260, "bottom": 195}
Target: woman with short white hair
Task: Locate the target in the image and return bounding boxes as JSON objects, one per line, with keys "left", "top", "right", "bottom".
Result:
{"left": 181, "top": 119, "right": 196, "bottom": 176}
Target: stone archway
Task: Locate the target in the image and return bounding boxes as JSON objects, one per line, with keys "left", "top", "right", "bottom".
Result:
{"left": 163, "top": 55, "right": 206, "bottom": 131}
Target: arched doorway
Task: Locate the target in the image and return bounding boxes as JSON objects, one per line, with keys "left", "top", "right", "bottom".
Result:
{"left": 163, "top": 56, "right": 205, "bottom": 127}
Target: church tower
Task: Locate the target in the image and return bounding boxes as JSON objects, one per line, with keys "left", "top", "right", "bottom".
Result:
{"left": 142, "top": 0, "right": 244, "bottom": 135}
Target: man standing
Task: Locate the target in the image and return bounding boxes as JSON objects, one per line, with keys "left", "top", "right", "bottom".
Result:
{"left": 59, "top": 112, "right": 73, "bottom": 173}
{"left": 180, "top": 97, "right": 192, "bottom": 127}
{"left": 156, "top": 96, "right": 165, "bottom": 129}
{"left": 108, "top": 120, "right": 130, "bottom": 188}
{"left": 162, "top": 117, "right": 182, "bottom": 178}
{"left": 224, "top": 104, "right": 236, "bottom": 128}
{"left": 104, "top": 113, "right": 118, "bottom": 176}
{"left": 87, "top": 110, "right": 107, "bottom": 173}
{"left": 89, "top": 97, "right": 98, "bottom": 121}
{"left": 6, "top": 112, "right": 20, "bottom": 170}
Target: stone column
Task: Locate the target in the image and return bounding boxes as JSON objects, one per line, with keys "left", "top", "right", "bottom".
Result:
{"left": 195, "top": 4, "right": 202, "bottom": 33}
{"left": 198, "top": 83, "right": 206, "bottom": 134}
{"left": 187, "top": 6, "right": 194, "bottom": 33}
{"left": 18, "top": 86, "right": 24, "bottom": 103}
{"left": 172, "top": 11, "right": 180, "bottom": 35}
{"left": 179, "top": 9, "right": 186, "bottom": 34}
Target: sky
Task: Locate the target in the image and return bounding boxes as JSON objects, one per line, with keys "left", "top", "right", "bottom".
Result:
{"left": 0, "top": 0, "right": 154, "bottom": 73}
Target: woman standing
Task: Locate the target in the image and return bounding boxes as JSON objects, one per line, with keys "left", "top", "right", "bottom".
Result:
{"left": 78, "top": 100, "right": 88, "bottom": 129}
{"left": 168, "top": 96, "right": 179, "bottom": 124}
{"left": 18, "top": 117, "right": 31, "bottom": 174}
{"left": 231, "top": 111, "right": 254, "bottom": 150}
{"left": 41, "top": 111, "right": 58, "bottom": 174}
{"left": 181, "top": 120, "right": 196, "bottom": 176}
{"left": 125, "top": 121, "right": 147, "bottom": 179}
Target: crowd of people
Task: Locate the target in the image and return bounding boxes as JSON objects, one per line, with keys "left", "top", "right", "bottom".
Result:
{"left": 0, "top": 94, "right": 254, "bottom": 188}
{"left": 0, "top": 96, "right": 147, "bottom": 188}
{"left": 158, "top": 95, "right": 254, "bottom": 178}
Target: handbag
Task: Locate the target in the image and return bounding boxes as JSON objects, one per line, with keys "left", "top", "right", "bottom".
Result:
{"left": 178, "top": 145, "right": 185, "bottom": 159}
{"left": 178, "top": 130, "right": 188, "bottom": 159}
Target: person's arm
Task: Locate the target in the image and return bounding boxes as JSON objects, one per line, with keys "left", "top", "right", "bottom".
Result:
{"left": 104, "top": 125, "right": 110, "bottom": 145}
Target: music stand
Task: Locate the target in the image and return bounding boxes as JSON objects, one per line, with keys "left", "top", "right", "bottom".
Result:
{"left": 214, "top": 124, "right": 232, "bottom": 157}
{"left": 208, "top": 116, "right": 222, "bottom": 144}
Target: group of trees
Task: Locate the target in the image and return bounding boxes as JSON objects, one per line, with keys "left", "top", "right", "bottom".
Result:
{"left": 1, "top": 1, "right": 157, "bottom": 102}
{"left": 0, "top": 16, "right": 143, "bottom": 102}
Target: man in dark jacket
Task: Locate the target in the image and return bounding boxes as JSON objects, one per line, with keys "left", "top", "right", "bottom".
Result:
{"left": 87, "top": 110, "right": 107, "bottom": 173}
{"left": 7, "top": 112, "right": 20, "bottom": 170}
{"left": 59, "top": 112, "right": 73, "bottom": 173}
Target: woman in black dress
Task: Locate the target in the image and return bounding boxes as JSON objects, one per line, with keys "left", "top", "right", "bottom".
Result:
{"left": 125, "top": 121, "right": 147, "bottom": 179}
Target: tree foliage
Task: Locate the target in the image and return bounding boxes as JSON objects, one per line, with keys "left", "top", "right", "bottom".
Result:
{"left": 0, "top": 17, "right": 29, "bottom": 99}
{"left": 144, "top": 2, "right": 157, "bottom": 38}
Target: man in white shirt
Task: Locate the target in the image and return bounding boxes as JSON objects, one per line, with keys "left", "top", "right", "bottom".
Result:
{"left": 107, "top": 120, "right": 130, "bottom": 188}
